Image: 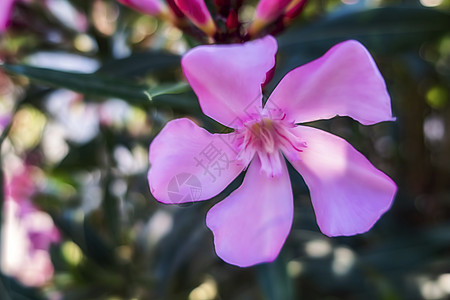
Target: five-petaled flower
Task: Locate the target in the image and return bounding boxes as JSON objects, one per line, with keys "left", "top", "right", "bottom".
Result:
{"left": 148, "top": 36, "right": 397, "bottom": 267}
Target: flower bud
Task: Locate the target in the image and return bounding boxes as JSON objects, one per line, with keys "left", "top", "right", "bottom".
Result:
{"left": 167, "top": 0, "right": 185, "bottom": 18}
{"left": 249, "top": 0, "right": 291, "bottom": 36}
{"left": 284, "top": 0, "right": 307, "bottom": 22}
{"left": 174, "top": 0, "right": 217, "bottom": 36}
{"left": 226, "top": 9, "right": 239, "bottom": 31}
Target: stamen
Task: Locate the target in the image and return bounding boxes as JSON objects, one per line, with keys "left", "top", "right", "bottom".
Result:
{"left": 231, "top": 115, "right": 306, "bottom": 178}
{"left": 273, "top": 126, "right": 304, "bottom": 152}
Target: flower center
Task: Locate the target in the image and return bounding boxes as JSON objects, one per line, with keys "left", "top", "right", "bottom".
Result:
{"left": 233, "top": 112, "right": 306, "bottom": 177}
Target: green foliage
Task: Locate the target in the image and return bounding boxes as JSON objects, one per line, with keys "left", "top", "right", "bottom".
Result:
{"left": 1, "top": 64, "right": 195, "bottom": 110}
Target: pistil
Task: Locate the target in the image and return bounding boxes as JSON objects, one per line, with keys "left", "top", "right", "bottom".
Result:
{"left": 233, "top": 114, "right": 306, "bottom": 178}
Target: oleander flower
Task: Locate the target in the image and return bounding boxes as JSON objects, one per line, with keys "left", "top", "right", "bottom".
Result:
{"left": 2, "top": 164, "right": 60, "bottom": 286}
{"left": 148, "top": 36, "right": 397, "bottom": 267}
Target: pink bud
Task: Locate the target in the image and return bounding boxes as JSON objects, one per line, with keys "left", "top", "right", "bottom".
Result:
{"left": 249, "top": 0, "right": 291, "bottom": 36}
{"left": 226, "top": 9, "right": 238, "bottom": 31}
{"left": 254, "top": 0, "right": 291, "bottom": 22}
{"left": 167, "top": 0, "right": 185, "bottom": 18}
{"left": 174, "top": 0, "right": 217, "bottom": 36}
{"left": 284, "top": 0, "right": 308, "bottom": 21}
{"left": 118, "top": 0, "right": 168, "bottom": 16}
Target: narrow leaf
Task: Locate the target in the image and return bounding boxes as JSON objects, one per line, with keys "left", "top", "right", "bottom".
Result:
{"left": 1, "top": 64, "right": 198, "bottom": 111}
{"left": 279, "top": 6, "right": 450, "bottom": 55}
{"left": 145, "top": 82, "right": 190, "bottom": 100}
{"left": 96, "top": 52, "right": 181, "bottom": 77}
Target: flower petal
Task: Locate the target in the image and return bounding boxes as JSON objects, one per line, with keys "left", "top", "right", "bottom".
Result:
{"left": 206, "top": 155, "right": 293, "bottom": 267}
{"left": 267, "top": 40, "right": 394, "bottom": 125}
{"left": 148, "top": 118, "right": 244, "bottom": 204}
{"left": 0, "top": 0, "right": 15, "bottom": 32}
{"left": 288, "top": 125, "right": 397, "bottom": 237}
{"left": 182, "top": 36, "right": 277, "bottom": 127}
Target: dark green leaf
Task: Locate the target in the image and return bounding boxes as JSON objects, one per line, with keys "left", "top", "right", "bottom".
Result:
{"left": 52, "top": 210, "right": 116, "bottom": 267}
{"left": 145, "top": 82, "right": 190, "bottom": 100}
{"left": 279, "top": 6, "right": 450, "bottom": 56}
{"left": 96, "top": 52, "right": 181, "bottom": 77}
{"left": 0, "top": 64, "right": 197, "bottom": 111}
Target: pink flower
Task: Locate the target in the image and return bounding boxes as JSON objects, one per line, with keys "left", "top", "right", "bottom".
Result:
{"left": 0, "top": 114, "right": 11, "bottom": 131}
{"left": 2, "top": 165, "right": 60, "bottom": 286}
{"left": 0, "top": 0, "right": 15, "bottom": 33}
{"left": 148, "top": 36, "right": 397, "bottom": 267}
{"left": 118, "top": 0, "right": 168, "bottom": 17}
{"left": 174, "top": 0, "right": 216, "bottom": 36}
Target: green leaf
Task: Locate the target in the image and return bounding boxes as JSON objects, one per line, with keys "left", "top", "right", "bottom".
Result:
{"left": 52, "top": 210, "right": 116, "bottom": 267}
{"left": 0, "top": 64, "right": 198, "bottom": 111}
{"left": 145, "top": 82, "right": 190, "bottom": 100}
{"left": 96, "top": 52, "right": 181, "bottom": 77}
{"left": 279, "top": 6, "right": 450, "bottom": 56}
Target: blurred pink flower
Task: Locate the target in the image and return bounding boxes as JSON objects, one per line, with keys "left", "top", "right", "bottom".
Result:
{"left": 118, "top": 0, "right": 169, "bottom": 17}
{"left": 0, "top": 0, "right": 15, "bottom": 33}
{"left": 148, "top": 36, "right": 397, "bottom": 267}
{"left": 0, "top": 114, "right": 11, "bottom": 132}
{"left": 174, "top": 0, "right": 216, "bottom": 36}
{"left": 2, "top": 165, "right": 60, "bottom": 286}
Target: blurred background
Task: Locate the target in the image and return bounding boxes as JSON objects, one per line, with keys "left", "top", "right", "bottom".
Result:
{"left": 1, "top": 0, "right": 450, "bottom": 299}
